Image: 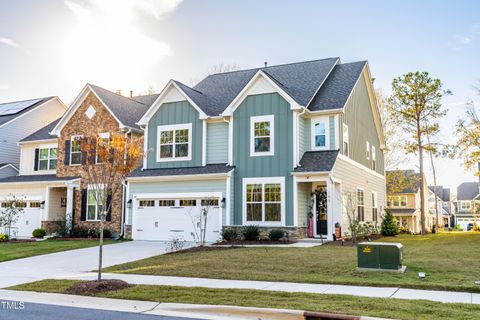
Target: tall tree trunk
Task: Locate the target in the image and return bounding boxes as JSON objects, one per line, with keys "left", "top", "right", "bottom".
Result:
{"left": 97, "top": 216, "right": 104, "bottom": 281}
{"left": 417, "top": 120, "right": 426, "bottom": 236}
{"left": 425, "top": 122, "right": 439, "bottom": 230}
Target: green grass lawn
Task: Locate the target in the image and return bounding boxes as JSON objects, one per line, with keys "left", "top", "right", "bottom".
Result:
{"left": 10, "top": 279, "right": 480, "bottom": 320}
{"left": 0, "top": 239, "right": 121, "bottom": 262}
{"left": 104, "top": 232, "right": 480, "bottom": 292}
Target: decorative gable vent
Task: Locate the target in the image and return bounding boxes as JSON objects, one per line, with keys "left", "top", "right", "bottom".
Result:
{"left": 85, "top": 105, "right": 96, "bottom": 119}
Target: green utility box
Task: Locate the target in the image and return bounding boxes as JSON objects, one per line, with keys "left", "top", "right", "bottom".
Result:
{"left": 357, "top": 242, "right": 406, "bottom": 273}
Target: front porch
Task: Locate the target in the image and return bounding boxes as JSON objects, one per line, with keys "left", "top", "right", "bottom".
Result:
{"left": 41, "top": 179, "right": 80, "bottom": 233}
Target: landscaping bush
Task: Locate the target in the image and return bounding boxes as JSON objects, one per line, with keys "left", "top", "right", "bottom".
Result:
{"left": 268, "top": 228, "right": 284, "bottom": 241}
{"left": 221, "top": 228, "right": 238, "bottom": 242}
{"left": 241, "top": 225, "right": 260, "bottom": 241}
{"left": 381, "top": 209, "right": 398, "bottom": 236}
{"left": 71, "top": 226, "right": 89, "bottom": 238}
{"left": 102, "top": 228, "right": 112, "bottom": 238}
{"left": 32, "top": 228, "right": 46, "bottom": 238}
{"left": 0, "top": 233, "right": 8, "bottom": 242}
{"left": 473, "top": 223, "right": 480, "bottom": 232}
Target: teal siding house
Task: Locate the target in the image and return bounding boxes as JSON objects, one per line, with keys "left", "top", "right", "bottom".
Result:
{"left": 126, "top": 58, "right": 387, "bottom": 242}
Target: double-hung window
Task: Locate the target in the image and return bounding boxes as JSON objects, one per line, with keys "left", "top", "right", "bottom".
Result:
{"left": 372, "top": 192, "right": 378, "bottom": 222}
{"left": 311, "top": 117, "right": 329, "bottom": 150}
{"left": 70, "top": 136, "right": 82, "bottom": 165}
{"left": 157, "top": 123, "right": 192, "bottom": 161}
{"left": 38, "top": 147, "right": 57, "bottom": 170}
{"left": 388, "top": 196, "right": 407, "bottom": 207}
{"left": 96, "top": 132, "right": 110, "bottom": 164}
{"left": 357, "top": 188, "right": 365, "bottom": 221}
{"left": 372, "top": 145, "right": 376, "bottom": 171}
{"left": 460, "top": 201, "right": 472, "bottom": 211}
{"left": 87, "top": 188, "right": 105, "bottom": 221}
{"left": 343, "top": 124, "right": 349, "bottom": 156}
{"left": 244, "top": 177, "right": 284, "bottom": 224}
{"left": 250, "top": 115, "right": 274, "bottom": 156}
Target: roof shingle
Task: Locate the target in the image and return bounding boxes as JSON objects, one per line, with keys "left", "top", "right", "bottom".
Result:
{"left": 129, "top": 164, "right": 234, "bottom": 178}
{"left": 294, "top": 150, "right": 339, "bottom": 173}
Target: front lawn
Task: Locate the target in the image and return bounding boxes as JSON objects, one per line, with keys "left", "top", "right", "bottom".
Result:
{"left": 10, "top": 279, "right": 480, "bottom": 320}
{"left": 105, "top": 233, "right": 480, "bottom": 292}
{"left": 0, "top": 239, "right": 120, "bottom": 262}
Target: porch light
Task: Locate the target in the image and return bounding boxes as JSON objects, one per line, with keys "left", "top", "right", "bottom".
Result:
{"left": 40, "top": 201, "right": 45, "bottom": 209}
{"left": 127, "top": 199, "right": 132, "bottom": 209}
{"left": 221, "top": 198, "right": 226, "bottom": 208}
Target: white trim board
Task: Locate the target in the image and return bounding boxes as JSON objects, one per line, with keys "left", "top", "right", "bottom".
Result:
{"left": 0, "top": 163, "right": 19, "bottom": 172}
{"left": 133, "top": 192, "right": 223, "bottom": 200}
{"left": 127, "top": 171, "right": 233, "bottom": 183}
{"left": 250, "top": 114, "right": 275, "bottom": 157}
{"left": 155, "top": 123, "right": 193, "bottom": 163}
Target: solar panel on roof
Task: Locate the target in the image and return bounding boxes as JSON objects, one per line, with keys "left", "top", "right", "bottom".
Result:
{"left": 0, "top": 98, "right": 42, "bottom": 116}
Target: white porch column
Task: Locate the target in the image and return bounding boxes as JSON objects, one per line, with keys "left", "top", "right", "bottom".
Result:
{"left": 327, "top": 178, "right": 334, "bottom": 240}
{"left": 66, "top": 186, "right": 74, "bottom": 232}
{"left": 43, "top": 186, "right": 50, "bottom": 221}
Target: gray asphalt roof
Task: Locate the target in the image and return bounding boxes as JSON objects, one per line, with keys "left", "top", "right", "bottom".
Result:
{"left": 0, "top": 174, "right": 79, "bottom": 184}
{"left": 20, "top": 118, "right": 60, "bottom": 142}
{"left": 129, "top": 164, "right": 234, "bottom": 178}
{"left": 389, "top": 208, "right": 416, "bottom": 215}
{"left": 308, "top": 61, "right": 367, "bottom": 111}
{"left": 428, "top": 185, "right": 451, "bottom": 202}
{"left": 0, "top": 97, "right": 55, "bottom": 127}
{"left": 457, "top": 182, "right": 479, "bottom": 200}
{"left": 386, "top": 170, "right": 421, "bottom": 194}
{"left": 190, "top": 58, "right": 341, "bottom": 116}
{"left": 294, "top": 150, "right": 339, "bottom": 173}
{"left": 89, "top": 84, "right": 157, "bottom": 130}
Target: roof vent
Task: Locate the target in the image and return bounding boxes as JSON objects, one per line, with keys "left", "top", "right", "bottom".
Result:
{"left": 130, "top": 90, "right": 133, "bottom": 98}
{"left": 264, "top": 61, "right": 268, "bottom": 68}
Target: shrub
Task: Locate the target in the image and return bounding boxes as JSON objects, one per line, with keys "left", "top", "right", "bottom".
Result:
{"left": 241, "top": 225, "right": 260, "bottom": 241}
{"left": 221, "top": 228, "right": 238, "bottom": 242}
{"left": 103, "top": 228, "right": 112, "bottom": 238}
{"left": 32, "top": 228, "right": 46, "bottom": 238}
{"left": 381, "top": 209, "right": 398, "bottom": 236}
{"left": 71, "top": 226, "right": 89, "bottom": 238}
{"left": 0, "top": 233, "right": 8, "bottom": 242}
{"left": 268, "top": 228, "right": 284, "bottom": 241}
{"left": 473, "top": 223, "right": 480, "bottom": 232}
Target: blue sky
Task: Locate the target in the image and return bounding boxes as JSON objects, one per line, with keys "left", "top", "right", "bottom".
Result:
{"left": 0, "top": 0, "right": 479, "bottom": 193}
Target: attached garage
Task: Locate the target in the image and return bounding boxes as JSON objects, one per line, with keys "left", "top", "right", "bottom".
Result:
{"left": 6, "top": 201, "right": 42, "bottom": 238}
{"left": 132, "top": 193, "right": 223, "bottom": 242}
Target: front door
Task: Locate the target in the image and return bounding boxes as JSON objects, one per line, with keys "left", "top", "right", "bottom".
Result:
{"left": 315, "top": 187, "right": 328, "bottom": 235}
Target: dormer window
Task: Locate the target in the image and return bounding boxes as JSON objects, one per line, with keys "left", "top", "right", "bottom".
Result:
{"left": 250, "top": 115, "right": 274, "bottom": 156}
{"left": 311, "top": 117, "right": 329, "bottom": 150}
{"left": 156, "top": 123, "right": 192, "bottom": 162}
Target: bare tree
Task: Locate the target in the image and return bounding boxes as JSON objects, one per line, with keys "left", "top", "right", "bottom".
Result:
{"left": 0, "top": 194, "right": 25, "bottom": 239}
{"left": 343, "top": 191, "right": 359, "bottom": 243}
{"left": 187, "top": 197, "right": 219, "bottom": 246}
{"left": 190, "top": 62, "right": 241, "bottom": 86}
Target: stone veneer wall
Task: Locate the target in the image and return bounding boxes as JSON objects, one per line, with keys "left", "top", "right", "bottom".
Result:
{"left": 222, "top": 226, "right": 308, "bottom": 241}
{"left": 56, "top": 92, "right": 143, "bottom": 235}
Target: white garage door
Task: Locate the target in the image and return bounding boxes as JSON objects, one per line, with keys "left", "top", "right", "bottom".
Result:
{"left": 456, "top": 218, "right": 473, "bottom": 231}
{"left": 1, "top": 201, "right": 42, "bottom": 238}
{"left": 133, "top": 197, "right": 221, "bottom": 242}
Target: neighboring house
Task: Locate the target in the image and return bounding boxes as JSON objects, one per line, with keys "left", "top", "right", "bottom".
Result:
{"left": 0, "top": 85, "right": 157, "bottom": 238}
{"left": 126, "top": 57, "right": 386, "bottom": 242}
{"left": 0, "top": 97, "right": 67, "bottom": 168}
{"left": 455, "top": 182, "right": 480, "bottom": 230}
{"left": 428, "top": 185, "right": 454, "bottom": 228}
{"left": 386, "top": 170, "right": 433, "bottom": 233}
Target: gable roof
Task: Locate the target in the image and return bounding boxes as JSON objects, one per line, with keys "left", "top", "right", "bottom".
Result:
{"left": 0, "top": 97, "right": 56, "bottom": 127}
{"left": 428, "top": 185, "right": 451, "bottom": 202}
{"left": 20, "top": 118, "right": 60, "bottom": 143}
{"left": 457, "top": 182, "right": 479, "bottom": 201}
{"left": 52, "top": 84, "right": 158, "bottom": 135}
{"left": 294, "top": 150, "right": 339, "bottom": 173}
{"left": 386, "top": 170, "right": 421, "bottom": 194}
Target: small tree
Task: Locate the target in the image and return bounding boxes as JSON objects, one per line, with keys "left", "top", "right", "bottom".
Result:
{"left": 0, "top": 194, "right": 25, "bottom": 238}
{"left": 343, "top": 191, "right": 360, "bottom": 243}
{"left": 389, "top": 71, "right": 450, "bottom": 235}
{"left": 81, "top": 133, "right": 143, "bottom": 281}
{"left": 188, "top": 197, "right": 218, "bottom": 246}
{"left": 381, "top": 209, "right": 398, "bottom": 236}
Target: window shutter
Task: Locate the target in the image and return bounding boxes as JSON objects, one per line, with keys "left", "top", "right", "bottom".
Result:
{"left": 80, "top": 189, "right": 87, "bottom": 221}
{"left": 106, "top": 190, "right": 112, "bottom": 221}
{"left": 34, "top": 148, "right": 39, "bottom": 171}
{"left": 64, "top": 140, "right": 71, "bottom": 165}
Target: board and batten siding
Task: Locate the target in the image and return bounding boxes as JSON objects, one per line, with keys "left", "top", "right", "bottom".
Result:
{"left": 332, "top": 157, "right": 386, "bottom": 227}
{"left": 127, "top": 179, "right": 227, "bottom": 225}
{"left": 146, "top": 101, "right": 203, "bottom": 169}
{"left": 0, "top": 99, "right": 65, "bottom": 167}
{"left": 339, "top": 74, "right": 384, "bottom": 175}
{"left": 232, "top": 93, "right": 294, "bottom": 226}
{"left": 207, "top": 122, "right": 228, "bottom": 164}
{"left": 0, "top": 166, "right": 17, "bottom": 179}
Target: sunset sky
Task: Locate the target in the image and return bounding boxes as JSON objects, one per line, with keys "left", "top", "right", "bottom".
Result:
{"left": 0, "top": 0, "right": 479, "bottom": 192}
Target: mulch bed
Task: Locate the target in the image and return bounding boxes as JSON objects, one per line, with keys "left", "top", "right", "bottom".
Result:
{"left": 325, "top": 234, "right": 383, "bottom": 247}
{"left": 66, "top": 280, "right": 131, "bottom": 296}
{"left": 0, "top": 239, "right": 36, "bottom": 244}
{"left": 215, "top": 240, "right": 296, "bottom": 245}
{"left": 171, "top": 245, "right": 243, "bottom": 254}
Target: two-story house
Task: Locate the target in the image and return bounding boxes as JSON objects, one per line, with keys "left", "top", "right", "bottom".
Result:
{"left": 0, "top": 84, "right": 157, "bottom": 238}
{"left": 455, "top": 182, "right": 479, "bottom": 230}
{"left": 386, "top": 170, "right": 433, "bottom": 233}
{"left": 0, "top": 96, "right": 67, "bottom": 176}
{"left": 125, "top": 58, "right": 386, "bottom": 242}
{"left": 428, "top": 185, "right": 454, "bottom": 228}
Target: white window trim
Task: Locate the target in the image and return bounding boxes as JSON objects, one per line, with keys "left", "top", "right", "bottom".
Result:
{"left": 156, "top": 123, "right": 192, "bottom": 162}
{"left": 38, "top": 146, "right": 58, "bottom": 171}
{"left": 342, "top": 123, "right": 349, "bottom": 156}
{"left": 311, "top": 116, "right": 330, "bottom": 151}
{"left": 366, "top": 141, "right": 370, "bottom": 160}
{"left": 242, "top": 176, "right": 285, "bottom": 226}
{"left": 389, "top": 195, "right": 408, "bottom": 208}
{"left": 70, "top": 135, "right": 83, "bottom": 166}
{"left": 96, "top": 132, "right": 110, "bottom": 164}
{"left": 460, "top": 201, "right": 472, "bottom": 210}
{"left": 86, "top": 185, "right": 105, "bottom": 221}
{"left": 250, "top": 115, "right": 275, "bottom": 157}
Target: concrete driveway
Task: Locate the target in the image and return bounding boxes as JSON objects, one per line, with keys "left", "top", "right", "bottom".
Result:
{"left": 0, "top": 241, "right": 176, "bottom": 288}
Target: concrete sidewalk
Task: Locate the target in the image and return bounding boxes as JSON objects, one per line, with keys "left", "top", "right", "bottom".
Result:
{"left": 63, "top": 272, "right": 480, "bottom": 305}
{"left": 0, "top": 289, "right": 388, "bottom": 320}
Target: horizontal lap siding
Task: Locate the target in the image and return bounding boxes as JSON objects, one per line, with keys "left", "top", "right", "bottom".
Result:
{"left": 297, "top": 182, "right": 312, "bottom": 227}
{"left": 207, "top": 122, "right": 228, "bottom": 164}
{"left": 128, "top": 179, "right": 227, "bottom": 225}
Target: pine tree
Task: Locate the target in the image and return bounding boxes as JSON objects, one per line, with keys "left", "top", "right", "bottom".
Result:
{"left": 381, "top": 209, "right": 399, "bottom": 236}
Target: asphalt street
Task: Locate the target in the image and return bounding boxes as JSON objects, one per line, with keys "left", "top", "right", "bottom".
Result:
{"left": 0, "top": 300, "right": 201, "bottom": 320}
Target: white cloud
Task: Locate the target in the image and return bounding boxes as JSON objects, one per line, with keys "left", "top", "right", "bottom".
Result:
{"left": 0, "top": 37, "right": 19, "bottom": 48}
{"left": 60, "top": 0, "right": 182, "bottom": 89}
{"left": 453, "top": 34, "right": 473, "bottom": 45}
{"left": 0, "top": 84, "right": 9, "bottom": 90}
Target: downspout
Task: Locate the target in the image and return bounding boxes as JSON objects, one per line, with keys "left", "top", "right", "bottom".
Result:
{"left": 222, "top": 116, "right": 232, "bottom": 166}
{"left": 120, "top": 128, "right": 132, "bottom": 237}
{"left": 329, "top": 173, "right": 336, "bottom": 241}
